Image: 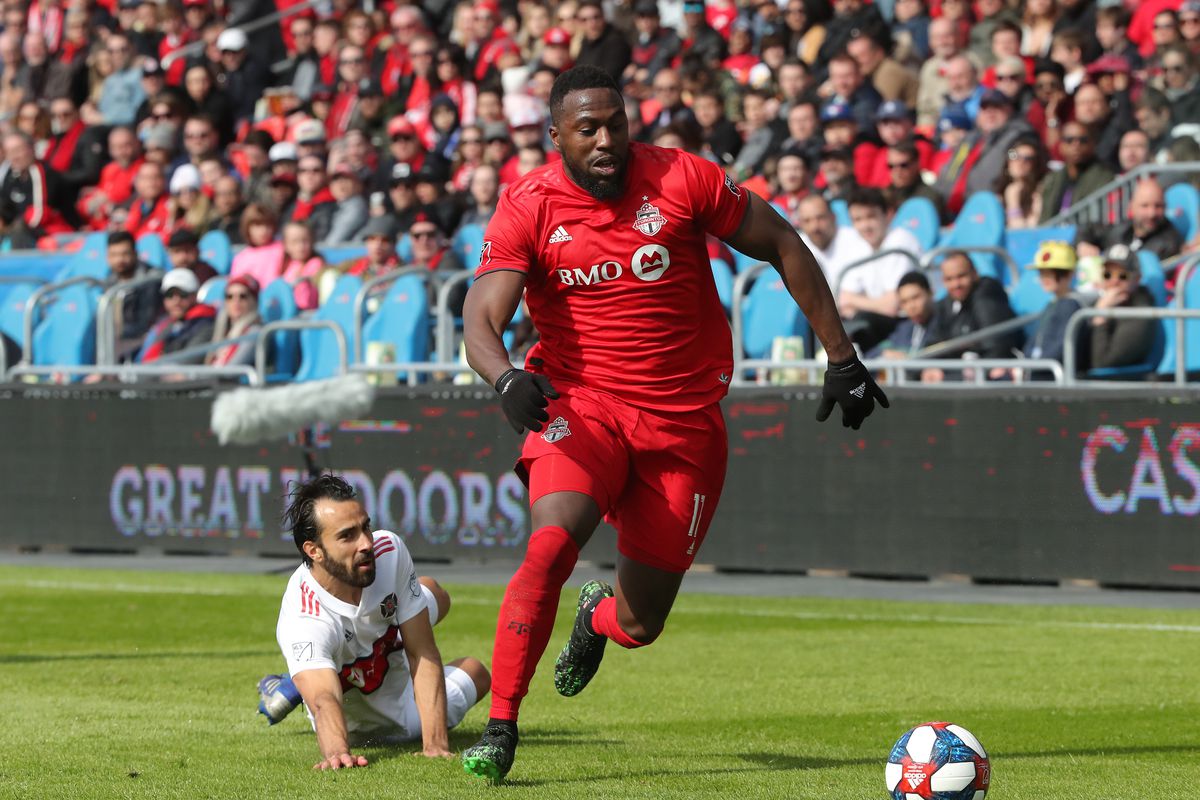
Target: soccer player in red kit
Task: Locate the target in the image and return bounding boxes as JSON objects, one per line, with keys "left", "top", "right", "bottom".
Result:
{"left": 460, "top": 66, "right": 888, "bottom": 783}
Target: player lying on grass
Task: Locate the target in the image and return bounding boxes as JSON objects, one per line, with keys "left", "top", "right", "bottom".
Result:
{"left": 459, "top": 65, "right": 888, "bottom": 783}
{"left": 255, "top": 474, "right": 491, "bottom": 769}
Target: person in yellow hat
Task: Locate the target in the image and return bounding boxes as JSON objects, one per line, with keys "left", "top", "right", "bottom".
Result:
{"left": 1026, "top": 240, "right": 1083, "bottom": 367}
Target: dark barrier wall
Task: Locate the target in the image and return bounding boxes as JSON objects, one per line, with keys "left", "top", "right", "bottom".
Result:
{"left": 2, "top": 387, "right": 1197, "bottom": 587}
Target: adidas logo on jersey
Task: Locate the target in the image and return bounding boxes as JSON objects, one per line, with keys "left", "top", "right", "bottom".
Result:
{"left": 548, "top": 226, "right": 572, "bottom": 243}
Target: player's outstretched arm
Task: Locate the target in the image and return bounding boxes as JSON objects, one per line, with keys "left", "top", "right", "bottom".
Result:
{"left": 290, "top": 669, "right": 369, "bottom": 770}
{"left": 724, "top": 193, "right": 889, "bottom": 429}
{"left": 464, "top": 270, "right": 559, "bottom": 434}
{"left": 399, "top": 610, "right": 454, "bottom": 758}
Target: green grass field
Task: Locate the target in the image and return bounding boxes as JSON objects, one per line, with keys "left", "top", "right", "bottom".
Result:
{"left": 2, "top": 564, "right": 1199, "bottom": 800}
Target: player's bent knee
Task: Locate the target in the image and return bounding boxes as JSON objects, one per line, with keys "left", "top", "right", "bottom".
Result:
{"left": 620, "top": 618, "right": 663, "bottom": 646}
{"left": 449, "top": 656, "right": 491, "bottom": 699}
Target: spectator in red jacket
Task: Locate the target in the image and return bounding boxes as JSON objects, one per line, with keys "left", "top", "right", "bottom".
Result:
{"left": 124, "top": 161, "right": 171, "bottom": 240}
{"left": 0, "top": 131, "right": 71, "bottom": 247}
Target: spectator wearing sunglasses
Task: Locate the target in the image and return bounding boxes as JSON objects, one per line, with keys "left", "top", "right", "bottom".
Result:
{"left": 206, "top": 274, "right": 262, "bottom": 368}
{"left": 138, "top": 268, "right": 217, "bottom": 364}
{"left": 1037, "top": 120, "right": 1114, "bottom": 223}
{"left": 1081, "top": 244, "right": 1156, "bottom": 373}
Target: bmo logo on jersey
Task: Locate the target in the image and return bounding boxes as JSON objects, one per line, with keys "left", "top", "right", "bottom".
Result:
{"left": 556, "top": 245, "right": 671, "bottom": 286}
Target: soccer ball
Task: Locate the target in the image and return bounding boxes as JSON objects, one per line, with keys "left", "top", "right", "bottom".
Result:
{"left": 885, "top": 721, "right": 990, "bottom": 800}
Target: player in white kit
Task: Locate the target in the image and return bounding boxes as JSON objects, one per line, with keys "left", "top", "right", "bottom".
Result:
{"left": 257, "top": 474, "right": 491, "bottom": 769}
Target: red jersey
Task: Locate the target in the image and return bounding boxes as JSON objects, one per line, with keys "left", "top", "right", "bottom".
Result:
{"left": 476, "top": 142, "right": 748, "bottom": 412}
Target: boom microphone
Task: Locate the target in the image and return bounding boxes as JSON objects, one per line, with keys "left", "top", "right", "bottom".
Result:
{"left": 210, "top": 374, "right": 377, "bottom": 446}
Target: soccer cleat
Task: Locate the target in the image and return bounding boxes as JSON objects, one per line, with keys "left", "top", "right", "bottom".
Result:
{"left": 461, "top": 722, "right": 519, "bottom": 784}
{"left": 257, "top": 674, "right": 301, "bottom": 725}
{"left": 553, "top": 580, "right": 615, "bottom": 697}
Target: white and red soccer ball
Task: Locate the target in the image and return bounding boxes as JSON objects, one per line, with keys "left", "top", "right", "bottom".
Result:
{"left": 885, "top": 721, "right": 990, "bottom": 800}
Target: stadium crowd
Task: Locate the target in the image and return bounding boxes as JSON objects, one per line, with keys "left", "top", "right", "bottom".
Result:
{"left": 0, "top": 0, "right": 1198, "bottom": 377}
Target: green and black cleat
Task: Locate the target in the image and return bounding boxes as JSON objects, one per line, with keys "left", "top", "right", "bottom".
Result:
{"left": 553, "top": 580, "right": 615, "bottom": 697}
{"left": 462, "top": 722, "right": 518, "bottom": 784}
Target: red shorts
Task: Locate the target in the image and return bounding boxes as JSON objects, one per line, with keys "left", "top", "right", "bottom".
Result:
{"left": 518, "top": 383, "right": 728, "bottom": 573}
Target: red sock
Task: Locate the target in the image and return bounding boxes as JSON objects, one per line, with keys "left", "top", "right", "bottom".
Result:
{"left": 590, "top": 596, "right": 648, "bottom": 649}
{"left": 488, "top": 526, "right": 579, "bottom": 721}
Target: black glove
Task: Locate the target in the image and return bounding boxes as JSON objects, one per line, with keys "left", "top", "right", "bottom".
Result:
{"left": 495, "top": 368, "right": 560, "bottom": 434}
{"left": 815, "top": 357, "right": 889, "bottom": 430}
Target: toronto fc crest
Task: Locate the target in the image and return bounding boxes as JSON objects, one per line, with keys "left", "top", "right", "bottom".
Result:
{"left": 542, "top": 416, "right": 571, "bottom": 443}
{"left": 380, "top": 592, "right": 398, "bottom": 618}
{"left": 632, "top": 197, "right": 667, "bottom": 236}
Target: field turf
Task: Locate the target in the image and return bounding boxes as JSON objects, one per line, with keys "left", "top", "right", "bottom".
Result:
{"left": 2, "top": 564, "right": 1198, "bottom": 799}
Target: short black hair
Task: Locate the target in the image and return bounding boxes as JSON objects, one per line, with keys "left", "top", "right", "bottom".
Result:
{"left": 549, "top": 65, "right": 621, "bottom": 125}
{"left": 107, "top": 231, "right": 135, "bottom": 248}
{"left": 283, "top": 473, "right": 358, "bottom": 566}
{"left": 898, "top": 271, "right": 931, "bottom": 292}
{"left": 888, "top": 140, "right": 919, "bottom": 161}
{"left": 845, "top": 186, "right": 887, "bottom": 212}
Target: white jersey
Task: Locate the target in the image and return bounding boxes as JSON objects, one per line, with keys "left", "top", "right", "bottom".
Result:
{"left": 275, "top": 531, "right": 428, "bottom": 736}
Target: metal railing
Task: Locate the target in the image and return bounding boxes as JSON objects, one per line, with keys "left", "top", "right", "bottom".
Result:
{"left": 95, "top": 271, "right": 164, "bottom": 366}
{"left": 22, "top": 275, "right": 106, "bottom": 365}
{"left": 255, "top": 319, "right": 347, "bottom": 385}
{"left": 434, "top": 270, "right": 474, "bottom": 364}
{"left": 6, "top": 363, "right": 259, "bottom": 384}
{"left": 1062, "top": 306, "right": 1200, "bottom": 386}
{"left": 733, "top": 357, "right": 1066, "bottom": 386}
{"left": 348, "top": 361, "right": 479, "bottom": 387}
{"left": 351, "top": 267, "right": 431, "bottom": 363}
{"left": 1042, "top": 162, "right": 1200, "bottom": 229}
{"left": 832, "top": 247, "right": 923, "bottom": 296}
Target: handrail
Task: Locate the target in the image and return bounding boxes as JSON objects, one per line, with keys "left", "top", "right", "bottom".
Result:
{"left": 95, "top": 271, "right": 164, "bottom": 366}
{"left": 160, "top": 0, "right": 324, "bottom": 69}
{"left": 0, "top": 275, "right": 49, "bottom": 285}
{"left": 730, "top": 261, "right": 774, "bottom": 370}
{"left": 434, "top": 270, "right": 474, "bottom": 364}
{"left": 915, "top": 311, "right": 1041, "bottom": 359}
{"left": 831, "top": 247, "right": 923, "bottom": 296}
{"left": 351, "top": 266, "right": 429, "bottom": 363}
{"left": 22, "top": 275, "right": 106, "bottom": 365}
{"left": 5, "top": 363, "right": 259, "bottom": 385}
{"left": 1062, "top": 306, "right": 1200, "bottom": 386}
{"left": 733, "top": 357, "right": 1066, "bottom": 386}
{"left": 151, "top": 329, "right": 261, "bottom": 365}
{"left": 255, "top": 319, "right": 347, "bottom": 385}
{"left": 1042, "top": 161, "right": 1200, "bottom": 228}
{"left": 919, "top": 245, "right": 1021, "bottom": 287}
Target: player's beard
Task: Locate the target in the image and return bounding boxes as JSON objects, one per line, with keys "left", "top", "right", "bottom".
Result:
{"left": 320, "top": 548, "right": 376, "bottom": 588}
{"left": 563, "top": 156, "right": 627, "bottom": 201}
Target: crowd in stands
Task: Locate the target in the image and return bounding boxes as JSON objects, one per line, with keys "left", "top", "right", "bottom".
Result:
{"left": 0, "top": 0, "right": 1198, "bottom": 380}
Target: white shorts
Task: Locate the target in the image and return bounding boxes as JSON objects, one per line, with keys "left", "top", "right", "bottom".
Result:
{"left": 393, "top": 665, "right": 478, "bottom": 741}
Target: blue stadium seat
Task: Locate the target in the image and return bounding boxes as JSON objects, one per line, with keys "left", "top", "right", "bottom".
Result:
{"left": 1165, "top": 183, "right": 1199, "bottom": 244}
{"left": 136, "top": 233, "right": 168, "bottom": 270}
{"left": 711, "top": 258, "right": 734, "bottom": 312}
{"left": 54, "top": 232, "right": 111, "bottom": 282}
{"left": 32, "top": 283, "right": 100, "bottom": 370}
{"left": 941, "top": 191, "right": 1006, "bottom": 282}
{"left": 259, "top": 278, "right": 300, "bottom": 379}
{"left": 318, "top": 245, "right": 366, "bottom": 265}
{"left": 1010, "top": 268, "right": 1054, "bottom": 340}
{"left": 1004, "top": 225, "right": 1076, "bottom": 274}
{"left": 741, "top": 272, "right": 809, "bottom": 359}
{"left": 1156, "top": 257, "right": 1200, "bottom": 377}
{"left": 198, "top": 230, "right": 233, "bottom": 275}
{"left": 197, "top": 276, "right": 227, "bottom": 306}
{"left": 1137, "top": 250, "right": 1166, "bottom": 307}
{"left": 830, "top": 198, "right": 851, "bottom": 227}
{"left": 890, "top": 197, "right": 940, "bottom": 252}
{"left": 396, "top": 234, "right": 413, "bottom": 263}
{"left": 293, "top": 275, "right": 361, "bottom": 382}
{"left": 361, "top": 273, "right": 430, "bottom": 381}
{"left": 0, "top": 281, "right": 38, "bottom": 352}
{"left": 452, "top": 223, "right": 486, "bottom": 268}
